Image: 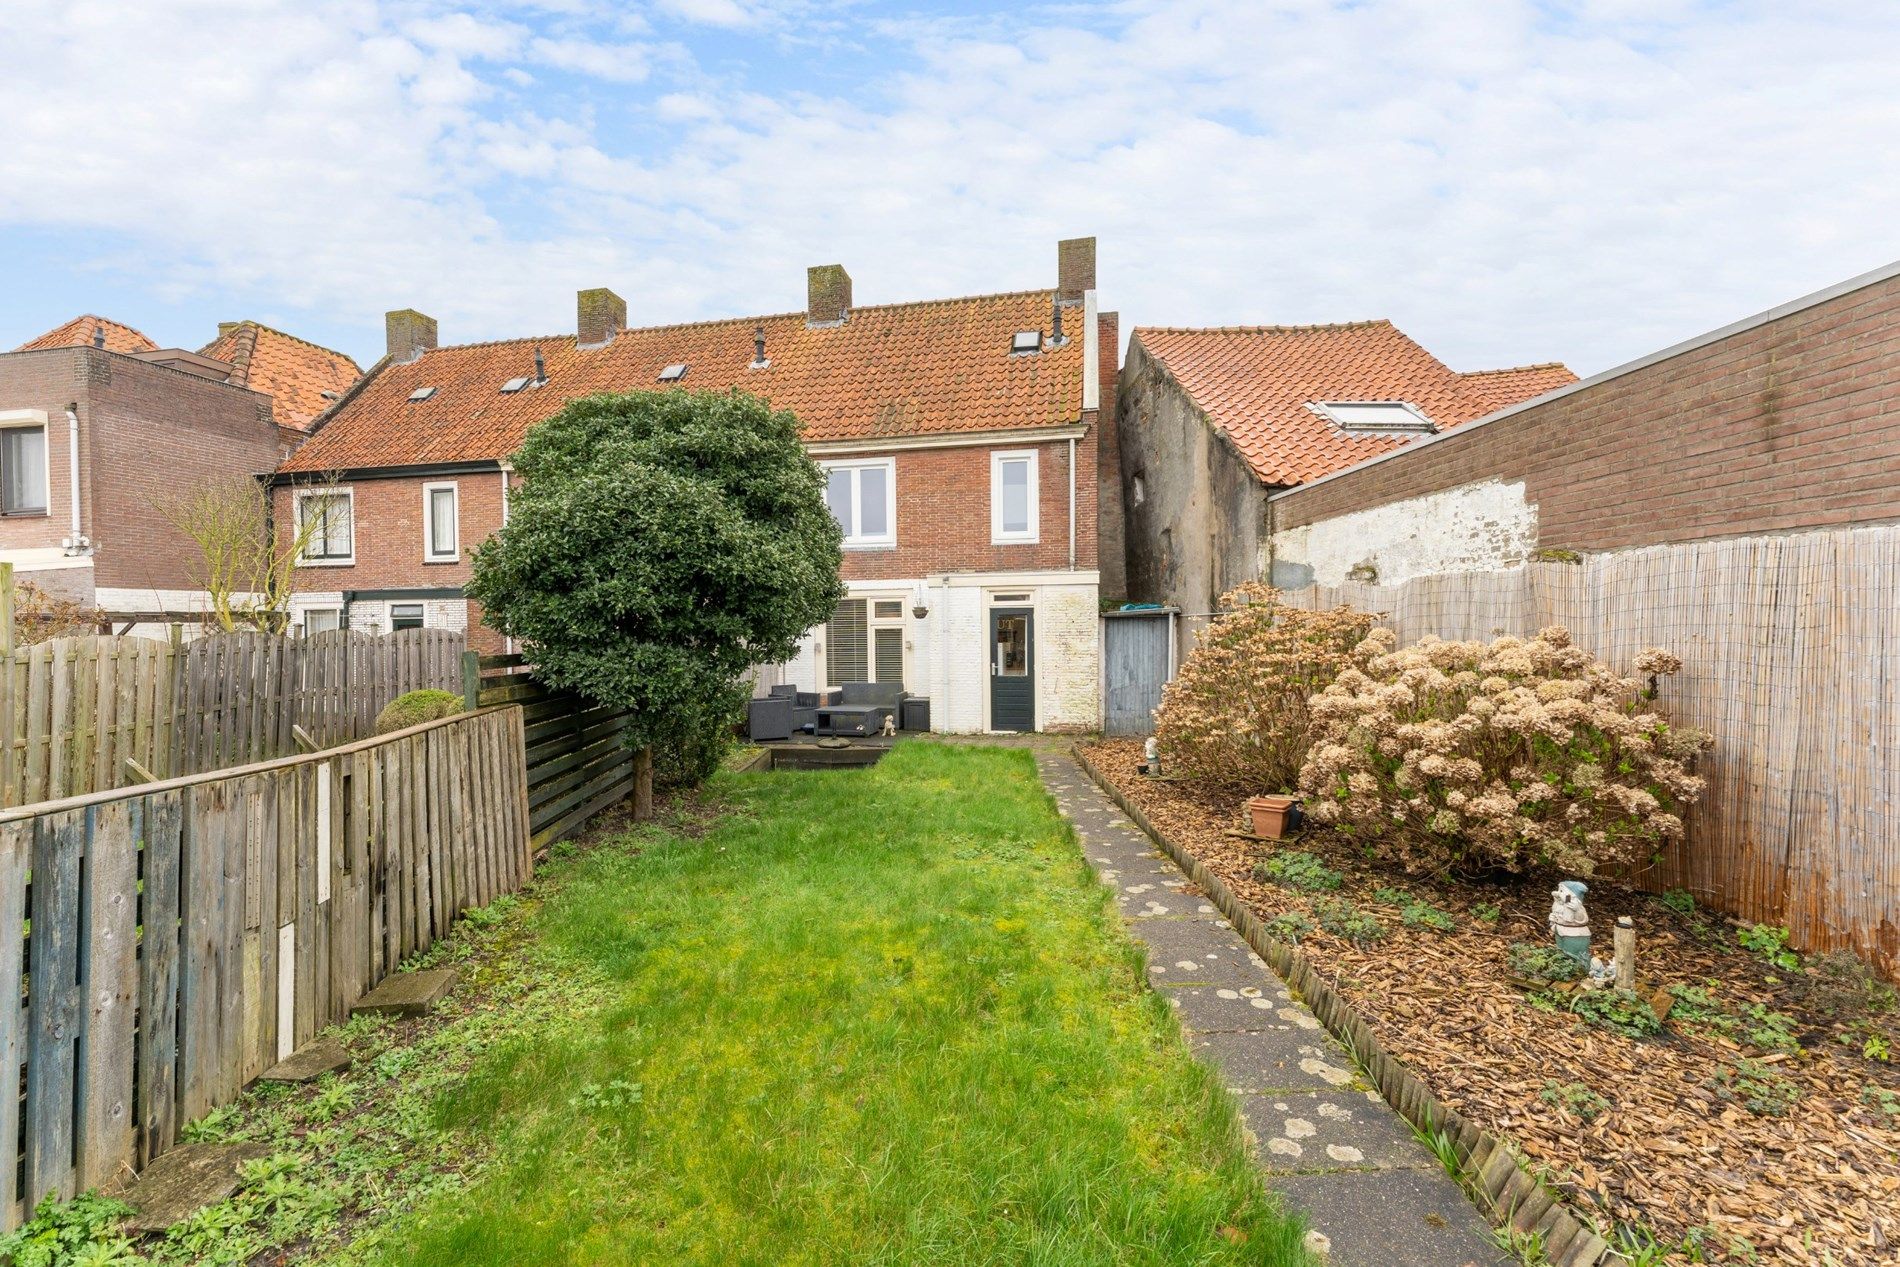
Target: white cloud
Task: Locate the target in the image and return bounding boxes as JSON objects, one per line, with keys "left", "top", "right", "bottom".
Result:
{"left": 2, "top": 0, "right": 1898, "bottom": 374}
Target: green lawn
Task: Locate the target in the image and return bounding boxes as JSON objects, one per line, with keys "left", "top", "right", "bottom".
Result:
{"left": 353, "top": 742, "right": 1309, "bottom": 1266}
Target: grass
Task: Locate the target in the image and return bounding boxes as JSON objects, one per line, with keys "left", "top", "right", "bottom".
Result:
{"left": 337, "top": 742, "right": 1309, "bottom": 1266}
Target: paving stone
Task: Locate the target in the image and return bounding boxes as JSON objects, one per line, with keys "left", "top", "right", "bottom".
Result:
{"left": 1237, "top": 1089, "right": 1433, "bottom": 1173}
{"left": 1271, "top": 1168, "right": 1509, "bottom": 1267}
{"left": 258, "top": 1037, "right": 351, "bottom": 1083}
{"left": 1163, "top": 983, "right": 1308, "bottom": 1034}
{"left": 1115, "top": 884, "right": 1221, "bottom": 920}
{"left": 1189, "top": 1030, "right": 1361, "bottom": 1094}
{"left": 352, "top": 967, "right": 456, "bottom": 1018}
{"left": 114, "top": 1142, "right": 271, "bottom": 1233}
{"left": 1129, "top": 917, "right": 1265, "bottom": 987}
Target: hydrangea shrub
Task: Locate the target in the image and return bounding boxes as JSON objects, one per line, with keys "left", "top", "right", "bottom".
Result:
{"left": 1155, "top": 583, "right": 1375, "bottom": 791}
{"left": 1299, "top": 626, "right": 1712, "bottom": 875}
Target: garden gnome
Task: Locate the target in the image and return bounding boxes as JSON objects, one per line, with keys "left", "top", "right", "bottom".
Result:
{"left": 1548, "top": 881, "right": 1593, "bottom": 968}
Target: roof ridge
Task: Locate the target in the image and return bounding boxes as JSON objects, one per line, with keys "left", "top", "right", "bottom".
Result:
{"left": 1135, "top": 319, "right": 1396, "bottom": 336}
{"left": 1460, "top": 361, "right": 1571, "bottom": 377}
{"left": 409, "top": 289, "right": 1063, "bottom": 359}
{"left": 218, "top": 320, "right": 363, "bottom": 370}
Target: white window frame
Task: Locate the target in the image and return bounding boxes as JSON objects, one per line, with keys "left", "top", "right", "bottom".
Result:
{"left": 0, "top": 410, "right": 51, "bottom": 518}
{"left": 302, "top": 607, "right": 343, "bottom": 635}
{"left": 389, "top": 602, "right": 426, "bottom": 631}
{"left": 422, "top": 480, "right": 459, "bottom": 563}
{"left": 821, "top": 457, "right": 896, "bottom": 549}
{"left": 295, "top": 487, "right": 355, "bottom": 566}
{"left": 990, "top": 449, "right": 1039, "bottom": 544}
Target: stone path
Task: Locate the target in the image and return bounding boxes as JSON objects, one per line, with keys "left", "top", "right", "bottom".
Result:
{"left": 1036, "top": 752, "right": 1508, "bottom": 1267}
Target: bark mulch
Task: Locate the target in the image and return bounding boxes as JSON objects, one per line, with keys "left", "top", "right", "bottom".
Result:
{"left": 1083, "top": 739, "right": 1900, "bottom": 1267}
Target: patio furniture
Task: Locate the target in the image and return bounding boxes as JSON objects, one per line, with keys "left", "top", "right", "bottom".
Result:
{"left": 768, "top": 684, "right": 820, "bottom": 733}
{"left": 746, "top": 696, "right": 793, "bottom": 742}
{"left": 900, "top": 696, "right": 931, "bottom": 732}
{"left": 818, "top": 682, "right": 908, "bottom": 736}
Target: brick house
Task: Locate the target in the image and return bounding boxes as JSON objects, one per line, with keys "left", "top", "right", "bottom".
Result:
{"left": 0, "top": 315, "right": 358, "bottom": 618}
{"left": 1116, "top": 319, "right": 1573, "bottom": 614}
{"left": 271, "top": 239, "right": 1119, "bottom": 732}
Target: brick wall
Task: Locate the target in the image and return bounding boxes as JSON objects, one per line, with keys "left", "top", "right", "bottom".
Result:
{"left": 821, "top": 436, "right": 1101, "bottom": 582}
{"left": 275, "top": 470, "right": 508, "bottom": 593}
{"left": 0, "top": 347, "right": 281, "bottom": 595}
{"left": 1094, "top": 311, "right": 1127, "bottom": 599}
{"left": 1271, "top": 269, "right": 1900, "bottom": 549}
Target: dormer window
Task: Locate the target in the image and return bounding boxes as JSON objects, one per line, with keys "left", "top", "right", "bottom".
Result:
{"left": 1009, "top": 330, "right": 1042, "bottom": 356}
{"left": 658, "top": 363, "right": 687, "bottom": 382}
{"left": 1310, "top": 401, "right": 1436, "bottom": 435}
{"left": 500, "top": 377, "right": 531, "bottom": 394}
{"left": 408, "top": 387, "right": 437, "bottom": 402}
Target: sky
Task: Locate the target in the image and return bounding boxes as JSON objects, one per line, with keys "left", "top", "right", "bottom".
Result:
{"left": 3, "top": 0, "right": 1897, "bottom": 377}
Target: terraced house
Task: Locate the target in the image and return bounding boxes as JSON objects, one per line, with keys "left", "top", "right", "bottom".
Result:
{"left": 0, "top": 314, "right": 357, "bottom": 619}
{"left": 272, "top": 238, "right": 1119, "bottom": 732}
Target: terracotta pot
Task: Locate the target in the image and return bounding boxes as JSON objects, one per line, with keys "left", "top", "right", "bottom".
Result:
{"left": 1246, "top": 794, "right": 1301, "bottom": 839}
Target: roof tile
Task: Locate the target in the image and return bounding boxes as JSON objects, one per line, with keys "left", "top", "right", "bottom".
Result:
{"left": 199, "top": 322, "right": 361, "bottom": 432}
{"left": 14, "top": 315, "right": 158, "bottom": 354}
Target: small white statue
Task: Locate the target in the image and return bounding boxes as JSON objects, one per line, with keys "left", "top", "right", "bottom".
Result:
{"left": 1548, "top": 880, "right": 1616, "bottom": 982}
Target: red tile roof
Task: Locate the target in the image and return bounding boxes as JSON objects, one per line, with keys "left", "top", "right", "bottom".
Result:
{"left": 1134, "top": 321, "right": 1576, "bottom": 486}
{"left": 199, "top": 322, "right": 361, "bottom": 433}
{"left": 14, "top": 315, "right": 158, "bottom": 355}
{"left": 281, "top": 290, "right": 1086, "bottom": 473}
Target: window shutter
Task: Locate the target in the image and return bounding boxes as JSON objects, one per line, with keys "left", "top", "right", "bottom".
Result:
{"left": 873, "top": 627, "right": 904, "bottom": 689}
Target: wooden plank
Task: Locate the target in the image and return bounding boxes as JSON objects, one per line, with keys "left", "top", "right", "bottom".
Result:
{"left": 24, "top": 811, "right": 84, "bottom": 1206}
{"left": 409, "top": 734, "right": 434, "bottom": 947}
{"left": 177, "top": 782, "right": 223, "bottom": 1124}
{"left": 136, "top": 792, "right": 182, "bottom": 1166}
{"left": 25, "top": 643, "right": 52, "bottom": 805}
{"left": 0, "top": 820, "right": 32, "bottom": 1232}
{"left": 76, "top": 799, "right": 137, "bottom": 1189}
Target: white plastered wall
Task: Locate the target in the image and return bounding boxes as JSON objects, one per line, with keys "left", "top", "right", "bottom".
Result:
{"left": 1270, "top": 478, "right": 1538, "bottom": 588}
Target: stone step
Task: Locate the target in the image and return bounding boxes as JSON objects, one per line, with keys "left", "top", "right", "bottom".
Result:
{"left": 351, "top": 967, "right": 457, "bottom": 1018}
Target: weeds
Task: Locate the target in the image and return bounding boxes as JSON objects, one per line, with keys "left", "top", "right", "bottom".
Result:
{"left": 1252, "top": 850, "right": 1342, "bottom": 892}
{"left": 1313, "top": 895, "right": 1385, "bottom": 946}
{"left": 1737, "top": 923, "right": 1800, "bottom": 972}
{"left": 1709, "top": 1060, "right": 1803, "bottom": 1117}
{"left": 1265, "top": 911, "right": 1315, "bottom": 943}
{"left": 0, "top": 1192, "right": 142, "bottom": 1267}
{"left": 1507, "top": 942, "right": 1585, "bottom": 985}
{"left": 1740, "top": 1004, "right": 1801, "bottom": 1055}
{"left": 1538, "top": 1080, "right": 1611, "bottom": 1122}
{"left": 1568, "top": 989, "right": 1662, "bottom": 1039}
{"left": 1657, "top": 889, "right": 1696, "bottom": 916}
{"left": 1471, "top": 902, "right": 1501, "bottom": 926}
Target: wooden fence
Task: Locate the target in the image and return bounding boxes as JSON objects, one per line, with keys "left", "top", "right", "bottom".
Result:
{"left": 0, "top": 705, "right": 530, "bottom": 1231}
{"left": 1274, "top": 524, "right": 1900, "bottom": 975}
{"left": 463, "top": 653, "right": 651, "bottom": 846}
{"left": 0, "top": 628, "right": 464, "bottom": 808}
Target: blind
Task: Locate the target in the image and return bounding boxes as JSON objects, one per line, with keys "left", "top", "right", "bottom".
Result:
{"left": 826, "top": 599, "right": 867, "bottom": 685}
{"left": 873, "top": 627, "right": 904, "bottom": 689}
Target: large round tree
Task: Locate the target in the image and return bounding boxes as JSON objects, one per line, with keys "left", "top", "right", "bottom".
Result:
{"left": 467, "top": 389, "right": 844, "bottom": 782}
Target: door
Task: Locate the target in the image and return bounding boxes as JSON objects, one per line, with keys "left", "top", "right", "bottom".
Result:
{"left": 989, "top": 607, "right": 1035, "bottom": 732}
{"left": 1102, "top": 611, "right": 1172, "bottom": 735}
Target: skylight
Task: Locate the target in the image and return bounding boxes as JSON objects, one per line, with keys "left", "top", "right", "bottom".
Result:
{"left": 1312, "top": 401, "right": 1435, "bottom": 434}
{"left": 658, "top": 363, "right": 688, "bottom": 382}
{"left": 407, "top": 386, "right": 437, "bottom": 402}
{"left": 1010, "top": 330, "right": 1042, "bottom": 355}
{"left": 500, "top": 377, "right": 531, "bottom": 394}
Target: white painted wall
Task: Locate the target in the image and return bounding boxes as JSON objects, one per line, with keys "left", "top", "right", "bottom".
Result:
{"left": 1270, "top": 478, "right": 1538, "bottom": 588}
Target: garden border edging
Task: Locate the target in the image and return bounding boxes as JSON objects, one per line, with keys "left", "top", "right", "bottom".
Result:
{"left": 1069, "top": 743, "right": 1620, "bottom": 1267}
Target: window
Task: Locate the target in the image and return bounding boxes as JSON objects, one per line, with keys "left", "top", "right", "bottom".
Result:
{"left": 822, "top": 458, "right": 895, "bottom": 548}
{"left": 297, "top": 490, "right": 353, "bottom": 564}
{"left": 423, "top": 482, "right": 459, "bottom": 562}
{"left": 407, "top": 386, "right": 437, "bottom": 402}
{"left": 658, "top": 363, "right": 687, "bottom": 382}
{"left": 990, "top": 450, "right": 1038, "bottom": 544}
{"left": 1010, "top": 330, "right": 1042, "bottom": 355}
{"left": 1311, "top": 400, "right": 1436, "bottom": 434}
{"left": 390, "top": 603, "right": 425, "bottom": 631}
{"left": 500, "top": 376, "right": 531, "bottom": 394}
{"left": 0, "top": 420, "right": 48, "bottom": 516}
{"left": 824, "top": 597, "right": 906, "bottom": 689}
{"left": 303, "top": 608, "right": 342, "bottom": 635}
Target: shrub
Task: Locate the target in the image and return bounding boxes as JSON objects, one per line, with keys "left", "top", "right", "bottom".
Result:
{"left": 1796, "top": 951, "right": 1897, "bottom": 1017}
{"left": 374, "top": 688, "right": 465, "bottom": 735}
{"left": 1569, "top": 988, "right": 1663, "bottom": 1039}
{"left": 1299, "top": 626, "right": 1712, "bottom": 875}
{"left": 1252, "top": 851, "right": 1341, "bottom": 892}
{"left": 467, "top": 390, "right": 845, "bottom": 787}
{"left": 1508, "top": 942, "right": 1586, "bottom": 984}
{"left": 1155, "top": 583, "right": 1374, "bottom": 791}
{"left": 1737, "top": 923, "right": 1800, "bottom": 971}
{"left": 1313, "top": 896, "right": 1384, "bottom": 946}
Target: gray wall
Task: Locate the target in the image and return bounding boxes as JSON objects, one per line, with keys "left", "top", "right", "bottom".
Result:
{"left": 1116, "top": 336, "right": 1270, "bottom": 614}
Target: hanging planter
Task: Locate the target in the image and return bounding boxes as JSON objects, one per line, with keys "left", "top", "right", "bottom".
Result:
{"left": 1245, "top": 794, "right": 1301, "bottom": 839}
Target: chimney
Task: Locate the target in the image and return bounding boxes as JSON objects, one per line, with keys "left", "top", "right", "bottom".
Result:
{"left": 92, "top": 325, "right": 105, "bottom": 349}
{"left": 577, "top": 287, "right": 626, "bottom": 348}
{"left": 751, "top": 325, "right": 768, "bottom": 369}
{"left": 533, "top": 345, "right": 548, "bottom": 385}
{"left": 217, "top": 321, "right": 241, "bottom": 337}
{"left": 1056, "top": 236, "right": 1096, "bottom": 306}
{"left": 385, "top": 309, "right": 438, "bottom": 364}
{"left": 807, "top": 264, "right": 852, "bottom": 326}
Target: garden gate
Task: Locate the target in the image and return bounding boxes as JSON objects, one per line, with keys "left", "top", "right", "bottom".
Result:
{"left": 1100, "top": 608, "right": 1175, "bottom": 736}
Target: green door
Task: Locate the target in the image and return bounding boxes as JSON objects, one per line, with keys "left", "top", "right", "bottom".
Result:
{"left": 989, "top": 607, "right": 1034, "bottom": 732}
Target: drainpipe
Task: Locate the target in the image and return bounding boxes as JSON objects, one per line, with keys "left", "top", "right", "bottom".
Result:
{"left": 64, "top": 404, "right": 84, "bottom": 553}
{"left": 1067, "top": 435, "right": 1077, "bottom": 571}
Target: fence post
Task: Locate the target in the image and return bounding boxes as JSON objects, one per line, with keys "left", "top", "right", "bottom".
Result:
{"left": 461, "top": 650, "right": 481, "bottom": 711}
{"left": 633, "top": 746, "right": 654, "bottom": 821}
{"left": 0, "top": 561, "right": 13, "bottom": 660}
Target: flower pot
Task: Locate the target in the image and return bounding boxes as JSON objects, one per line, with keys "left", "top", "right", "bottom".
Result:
{"left": 1246, "top": 794, "right": 1301, "bottom": 839}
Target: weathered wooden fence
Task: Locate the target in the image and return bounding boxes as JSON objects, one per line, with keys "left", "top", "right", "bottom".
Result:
{"left": 463, "top": 653, "right": 651, "bottom": 847}
{"left": 1275, "top": 523, "right": 1900, "bottom": 974}
{"left": 0, "top": 628, "right": 464, "bottom": 808}
{"left": 0, "top": 705, "right": 529, "bottom": 1231}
